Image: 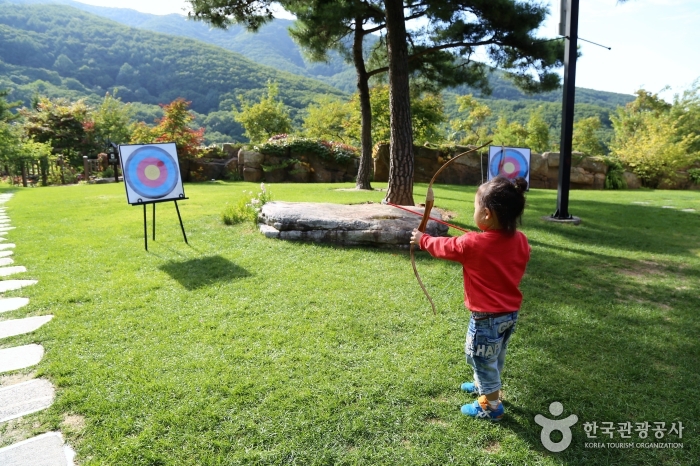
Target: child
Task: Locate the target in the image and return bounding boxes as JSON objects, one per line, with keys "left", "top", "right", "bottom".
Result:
{"left": 410, "top": 176, "right": 530, "bottom": 421}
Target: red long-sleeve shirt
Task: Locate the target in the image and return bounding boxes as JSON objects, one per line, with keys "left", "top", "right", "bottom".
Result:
{"left": 419, "top": 230, "right": 531, "bottom": 312}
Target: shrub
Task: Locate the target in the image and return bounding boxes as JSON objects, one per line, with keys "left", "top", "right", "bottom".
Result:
{"left": 688, "top": 168, "right": 700, "bottom": 185}
{"left": 604, "top": 157, "right": 627, "bottom": 190}
{"left": 255, "top": 136, "right": 358, "bottom": 164}
{"left": 222, "top": 183, "right": 272, "bottom": 225}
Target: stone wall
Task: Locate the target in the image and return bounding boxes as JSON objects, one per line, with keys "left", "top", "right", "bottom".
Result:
{"left": 238, "top": 148, "right": 359, "bottom": 183}
{"left": 373, "top": 143, "right": 644, "bottom": 189}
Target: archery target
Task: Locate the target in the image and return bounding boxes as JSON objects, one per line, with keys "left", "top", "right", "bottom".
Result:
{"left": 488, "top": 146, "right": 531, "bottom": 187}
{"left": 119, "top": 143, "right": 185, "bottom": 204}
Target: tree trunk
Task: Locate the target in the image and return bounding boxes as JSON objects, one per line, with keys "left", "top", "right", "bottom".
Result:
{"left": 353, "top": 15, "right": 373, "bottom": 191}
{"left": 21, "top": 163, "right": 28, "bottom": 187}
{"left": 383, "top": 0, "right": 414, "bottom": 205}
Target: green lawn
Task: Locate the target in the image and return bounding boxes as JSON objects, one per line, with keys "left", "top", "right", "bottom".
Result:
{"left": 0, "top": 181, "right": 698, "bottom": 465}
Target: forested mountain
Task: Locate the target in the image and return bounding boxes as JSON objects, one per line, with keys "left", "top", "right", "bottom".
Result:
{"left": 8, "top": 0, "right": 635, "bottom": 109}
{"left": 0, "top": 0, "right": 636, "bottom": 145}
{"left": 0, "top": 2, "right": 346, "bottom": 129}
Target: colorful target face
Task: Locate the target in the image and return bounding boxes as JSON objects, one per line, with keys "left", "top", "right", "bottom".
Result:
{"left": 119, "top": 143, "right": 185, "bottom": 204}
{"left": 488, "top": 146, "right": 531, "bottom": 187}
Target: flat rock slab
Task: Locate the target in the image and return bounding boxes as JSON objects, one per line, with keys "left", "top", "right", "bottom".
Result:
{"left": 0, "top": 266, "right": 26, "bottom": 277}
{"left": 0, "top": 344, "right": 44, "bottom": 373}
{"left": 258, "top": 201, "right": 449, "bottom": 247}
{"left": 0, "top": 280, "right": 36, "bottom": 293}
{"left": 0, "top": 227, "right": 15, "bottom": 232}
{"left": 0, "top": 258, "right": 13, "bottom": 266}
{"left": 0, "top": 297, "right": 30, "bottom": 314}
{"left": 0, "top": 243, "right": 15, "bottom": 250}
{"left": 0, "top": 379, "right": 55, "bottom": 422}
{"left": 0, "top": 315, "right": 53, "bottom": 339}
{"left": 0, "top": 432, "right": 75, "bottom": 466}
{"left": 0, "top": 250, "right": 13, "bottom": 258}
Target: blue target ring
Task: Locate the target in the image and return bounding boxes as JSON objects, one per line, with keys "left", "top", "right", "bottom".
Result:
{"left": 489, "top": 148, "right": 529, "bottom": 179}
{"left": 125, "top": 146, "right": 179, "bottom": 199}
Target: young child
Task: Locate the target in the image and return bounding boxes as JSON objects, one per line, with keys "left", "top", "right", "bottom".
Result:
{"left": 410, "top": 176, "right": 530, "bottom": 421}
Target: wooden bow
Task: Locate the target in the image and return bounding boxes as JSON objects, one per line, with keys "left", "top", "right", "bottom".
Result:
{"left": 410, "top": 141, "right": 492, "bottom": 315}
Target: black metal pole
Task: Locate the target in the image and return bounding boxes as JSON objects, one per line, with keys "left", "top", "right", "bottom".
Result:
{"left": 174, "top": 201, "right": 188, "bottom": 244}
{"left": 152, "top": 203, "right": 156, "bottom": 241}
{"left": 143, "top": 204, "right": 148, "bottom": 251}
{"left": 553, "top": 0, "right": 579, "bottom": 219}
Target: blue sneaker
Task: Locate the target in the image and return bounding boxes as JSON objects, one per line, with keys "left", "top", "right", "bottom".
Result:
{"left": 461, "top": 395, "right": 504, "bottom": 421}
{"left": 460, "top": 381, "right": 478, "bottom": 394}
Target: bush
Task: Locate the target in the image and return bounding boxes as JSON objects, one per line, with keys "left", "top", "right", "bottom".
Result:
{"left": 688, "top": 168, "right": 700, "bottom": 185}
{"left": 255, "top": 136, "right": 358, "bottom": 164}
{"left": 604, "top": 157, "right": 627, "bottom": 190}
{"left": 221, "top": 183, "right": 272, "bottom": 225}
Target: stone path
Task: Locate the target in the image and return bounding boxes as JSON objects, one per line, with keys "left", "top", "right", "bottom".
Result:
{"left": 0, "top": 194, "right": 76, "bottom": 465}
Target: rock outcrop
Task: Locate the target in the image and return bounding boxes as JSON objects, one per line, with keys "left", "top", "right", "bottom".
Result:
{"left": 258, "top": 201, "right": 450, "bottom": 247}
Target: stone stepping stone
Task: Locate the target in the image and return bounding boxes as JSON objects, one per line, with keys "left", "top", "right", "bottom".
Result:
{"left": 662, "top": 206, "right": 675, "bottom": 209}
{"left": 0, "top": 266, "right": 26, "bottom": 277}
{"left": 0, "top": 243, "right": 16, "bottom": 250}
{"left": 0, "top": 280, "right": 37, "bottom": 293}
{"left": 0, "top": 315, "right": 52, "bottom": 340}
{"left": 0, "top": 227, "right": 15, "bottom": 232}
{"left": 0, "top": 297, "right": 30, "bottom": 314}
{"left": 0, "top": 258, "right": 13, "bottom": 266}
{"left": 0, "top": 250, "right": 13, "bottom": 258}
{"left": 0, "top": 379, "right": 55, "bottom": 423}
{"left": 0, "top": 344, "right": 44, "bottom": 373}
{"left": 0, "top": 432, "right": 75, "bottom": 466}
{"left": 681, "top": 208, "right": 696, "bottom": 212}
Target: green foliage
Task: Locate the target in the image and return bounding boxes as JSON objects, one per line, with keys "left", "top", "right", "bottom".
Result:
{"left": 256, "top": 136, "right": 358, "bottom": 164}
{"left": 491, "top": 116, "right": 528, "bottom": 148}
{"left": 130, "top": 98, "right": 204, "bottom": 159}
{"left": 688, "top": 168, "right": 700, "bottom": 185}
{"left": 93, "top": 91, "right": 134, "bottom": 145}
{"left": 234, "top": 82, "right": 292, "bottom": 143}
{"left": 603, "top": 156, "right": 627, "bottom": 190}
{"left": 221, "top": 182, "right": 272, "bottom": 225}
{"left": 0, "top": 2, "right": 346, "bottom": 142}
{"left": 448, "top": 94, "right": 492, "bottom": 145}
{"left": 573, "top": 116, "right": 605, "bottom": 156}
{"left": 345, "top": 85, "right": 446, "bottom": 145}
{"left": 302, "top": 96, "right": 351, "bottom": 143}
{"left": 611, "top": 89, "right": 699, "bottom": 188}
{"left": 20, "top": 96, "right": 98, "bottom": 166}
{"left": 525, "top": 107, "right": 551, "bottom": 153}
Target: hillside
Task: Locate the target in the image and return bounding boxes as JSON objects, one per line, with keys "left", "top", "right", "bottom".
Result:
{"left": 0, "top": 1, "right": 347, "bottom": 141}
{"left": 8, "top": 0, "right": 636, "bottom": 110}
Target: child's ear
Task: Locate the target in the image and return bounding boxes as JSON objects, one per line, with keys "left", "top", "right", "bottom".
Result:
{"left": 483, "top": 207, "right": 492, "bottom": 219}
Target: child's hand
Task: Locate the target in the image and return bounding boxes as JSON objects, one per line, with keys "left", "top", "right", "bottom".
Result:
{"left": 410, "top": 229, "right": 423, "bottom": 246}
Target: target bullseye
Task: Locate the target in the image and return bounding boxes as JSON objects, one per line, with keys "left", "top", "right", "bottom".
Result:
{"left": 489, "top": 148, "right": 529, "bottom": 180}
{"left": 124, "top": 146, "right": 179, "bottom": 199}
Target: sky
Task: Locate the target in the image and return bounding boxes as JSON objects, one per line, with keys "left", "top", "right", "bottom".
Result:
{"left": 72, "top": 0, "right": 699, "bottom": 99}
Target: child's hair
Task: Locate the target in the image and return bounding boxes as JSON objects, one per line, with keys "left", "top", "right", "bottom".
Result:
{"left": 477, "top": 176, "right": 528, "bottom": 234}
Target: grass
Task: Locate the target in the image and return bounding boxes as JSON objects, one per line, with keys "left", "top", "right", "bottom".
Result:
{"left": 0, "top": 181, "right": 698, "bottom": 465}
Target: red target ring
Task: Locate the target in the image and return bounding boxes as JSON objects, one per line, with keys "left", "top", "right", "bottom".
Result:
{"left": 136, "top": 157, "right": 168, "bottom": 187}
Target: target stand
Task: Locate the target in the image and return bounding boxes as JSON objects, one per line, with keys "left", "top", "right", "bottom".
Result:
{"left": 119, "top": 142, "right": 189, "bottom": 251}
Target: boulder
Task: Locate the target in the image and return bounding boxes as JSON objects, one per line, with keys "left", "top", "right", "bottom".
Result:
{"left": 570, "top": 167, "right": 594, "bottom": 185}
{"left": 545, "top": 152, "right": 560, "bottom": 168}
{"left": 623, "top": 171, "right": 641, "bottom": 189}
{"left": 241, "top": 150, "right": 264, "bottom": 168}
{"left": 593, "top": 173, "right": 606, "bottom": 190}
{"left": 576, "top": 156, "right": 608, "bottom": 174}
{"left": 529, "top": 153, "right": 549, "bottom": 177}
{"left": 258, "top": 201, "right": 450, "bottom": 247}
{"left": 243, "top": 167, "right": 263, "bottom": 182}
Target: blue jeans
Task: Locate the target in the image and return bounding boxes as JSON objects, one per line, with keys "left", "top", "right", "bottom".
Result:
{"left": 465, "top": 311, "right": 518, "bottom": 395}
